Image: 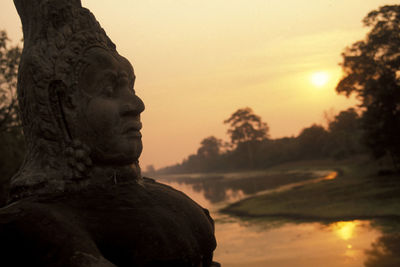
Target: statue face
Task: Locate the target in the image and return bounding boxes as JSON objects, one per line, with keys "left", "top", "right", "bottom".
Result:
{"left": 68, "top": 47, "right": 145, "bottom": 165}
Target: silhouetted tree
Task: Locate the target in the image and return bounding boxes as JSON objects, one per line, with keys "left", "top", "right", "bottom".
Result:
{"left": 197, "top": 136, "right": 223, "bottom": 158}
{"left": 328, "top": 108, "right": 359, "bottom": 133}
{"left": 327, "top": 108, "right": 364, "bottom": 158}
{"left": 0, "top": 30, "right": 21, "bottom": 132}
{"left": 224, "top": 107, "right": 269, "bottom": 168}
{"left": 0, "top": 30, "right": 24, "bottom": 204}
{"left": 254, "top": 137, "right": 298, "bottom": 167}
{"left": 336, "top": 5, "right": 400, "bottom": 169}
{"left": 297, "top": 124, "right": 329, "bottom": 159}
{"left": 224, "top": 107, "right": 269, "bottom": 146}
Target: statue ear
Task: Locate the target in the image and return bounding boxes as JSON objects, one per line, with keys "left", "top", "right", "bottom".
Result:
{"left": 48, "top": 80, "right": 73, "bottom": 141}
{"left": 49, "top": 80, "right": 77, "bottom": 110}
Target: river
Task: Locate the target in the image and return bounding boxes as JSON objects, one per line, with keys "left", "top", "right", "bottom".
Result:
{"left": 157, "top": 170, "right": 400, "bottom": 267}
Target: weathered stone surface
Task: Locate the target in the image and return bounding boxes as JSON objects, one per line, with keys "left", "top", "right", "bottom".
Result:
{"left": 0, "top": 178, "right": 216, "bottom": 266}
{"left": 0, "top": 0, "right": 218, "bottom": 265}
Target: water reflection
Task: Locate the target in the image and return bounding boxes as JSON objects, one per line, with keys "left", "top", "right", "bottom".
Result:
{"left": 158, "top": 173, "right": 399, "bottom": 267}
{"left": 364, "top": 220, "right": 400, "bottom": 267}
{"left": 214, "top": 219, "right": 379, "bottom": 267}
{"left": 158, "top": 170, "right": 335, "bottom": 204}
{"left": 332, "top": 221, "right": 359, "bottom": 240}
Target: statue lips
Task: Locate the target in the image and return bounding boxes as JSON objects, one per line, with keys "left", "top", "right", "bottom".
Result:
{"left": 122, "top": 121, "right": 142, "bottom": 138}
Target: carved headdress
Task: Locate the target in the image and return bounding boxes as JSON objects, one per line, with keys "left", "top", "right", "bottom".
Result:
{"left": 11, "top": 0, "right": 119, "bottom": 199}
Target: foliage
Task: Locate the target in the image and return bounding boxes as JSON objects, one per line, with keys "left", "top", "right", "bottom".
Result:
{"left": 328, "top": 108, "right": 359, "bottom": 133}
{"left": 223, "top": 108, "right": 269, "bottom": 168}
{"left": 297, "top": 124, "right": 330, "bottom": 159}
{"left": 158, "top": 106, "right": 366, "bottom": 174}
{"left": 336, "top": 5, "right": 400, "bottom": 168}
{"left": 0, "top": 30, "right": 21, "bottom": 132}
{"left": 197, "top": 136, "right": 223, "bottom": 158}
{"left": 223, "top": 107, "right": 269, "bottom": 146}
{"left": 327, "top": 108, "right": 364, "bottom": 158}
{"left": 0, "top": 30, "right": 24, "bottom": 201}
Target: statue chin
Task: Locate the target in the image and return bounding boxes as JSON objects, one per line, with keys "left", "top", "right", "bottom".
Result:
{"left": 90, "top": 139, "right": 143, "bottom": 167}
{"left": 93, "top": 151, "right": 141, "bottom": 167}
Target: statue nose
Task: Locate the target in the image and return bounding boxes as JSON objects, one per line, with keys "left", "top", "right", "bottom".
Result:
{"left": 120, "top": 94, "right": 145, "bottom": 116}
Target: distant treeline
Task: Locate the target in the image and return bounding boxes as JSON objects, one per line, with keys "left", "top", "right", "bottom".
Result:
{"left": 156, "top": 107, "right": 366, "bottom": 174}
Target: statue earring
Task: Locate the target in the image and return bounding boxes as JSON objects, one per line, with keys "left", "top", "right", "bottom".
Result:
{"left": 65, "top": 139, "right": 93, "bottom": 179}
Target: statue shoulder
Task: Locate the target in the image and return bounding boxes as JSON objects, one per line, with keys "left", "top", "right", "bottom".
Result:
{"left": 142, "top": 176, "right": 214, "bottom": 222}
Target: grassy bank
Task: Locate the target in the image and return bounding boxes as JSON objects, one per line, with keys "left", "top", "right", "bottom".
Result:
{"left": 221, "top": 158, "right": 400, "bottom": 222}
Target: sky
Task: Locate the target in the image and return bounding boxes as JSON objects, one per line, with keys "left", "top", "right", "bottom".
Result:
{"left": 0, "top": 0, "right": 398, "bottom": 169}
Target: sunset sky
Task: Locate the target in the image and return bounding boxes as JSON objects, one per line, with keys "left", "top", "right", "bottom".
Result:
{"left": 0, "top": 0, "right": 398, "bottom": 169}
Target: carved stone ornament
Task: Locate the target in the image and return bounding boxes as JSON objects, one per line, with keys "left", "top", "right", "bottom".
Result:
{"left": 0, "top": 0, "right": 218, "bottom": 266}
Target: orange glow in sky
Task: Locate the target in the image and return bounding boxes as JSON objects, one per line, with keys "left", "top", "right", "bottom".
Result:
{"left": 0, "top": 0, "right": 398, "bottom": 169}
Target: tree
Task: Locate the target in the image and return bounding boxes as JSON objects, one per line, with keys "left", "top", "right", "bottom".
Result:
{"left": 328, "top": 108, "right": 360, "bottom": 133}
{"left": 336, "top": 5, "right": 400, "bottom": 169}
{"left": 297, "top": 124, "right": 329, "bottom": 159}
{"left": 224, "top": 107, "right": 269, "bottom": 146}
{"left": 197, "top": 136, "right": 223, "bottom": 159}
{"left": 327, "top": 108, "right": 364, "bottom": 158}
{"left": 0, "top": 30, "right": 24, "bottom": 204}
{"left": 0, "top": 30, "right": 21, "bottom": 132}
{"left": 224, "top": 107, "right": 269, "bottom": 168}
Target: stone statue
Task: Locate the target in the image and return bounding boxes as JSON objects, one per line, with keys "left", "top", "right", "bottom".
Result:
{"left": 0, "top": 0, "right": 218, "bottom": 266}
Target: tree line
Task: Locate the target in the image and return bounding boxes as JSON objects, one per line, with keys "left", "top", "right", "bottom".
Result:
{"left": 156, "top": 107, "right": 366, "bottom": 174}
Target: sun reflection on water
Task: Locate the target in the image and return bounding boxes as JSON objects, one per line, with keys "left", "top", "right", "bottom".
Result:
{"left": 330, "top": 221, "right": 364, "bottom": 261}
{"left": 160, "top": 176, "right": 383, "bottom": 266}
{"left": 332, "top": 221, "right": 360, "bottom": 240}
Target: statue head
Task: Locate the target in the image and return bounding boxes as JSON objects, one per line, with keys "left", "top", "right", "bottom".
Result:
{"left": 11, "top": 0, "right": 145, "bottom": 200}
{"left": 69, "top": 47, "right": 144, "bottom": 166}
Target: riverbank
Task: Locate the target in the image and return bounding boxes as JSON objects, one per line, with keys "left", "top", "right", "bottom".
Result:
{"left": 221, "top": 158, "right": 400, "bottom": 222}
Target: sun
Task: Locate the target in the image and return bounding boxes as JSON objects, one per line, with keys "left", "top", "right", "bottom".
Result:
{"left": 311, "top": 71, "right": 329, "bottom": 88}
